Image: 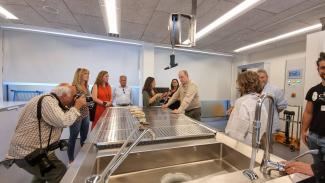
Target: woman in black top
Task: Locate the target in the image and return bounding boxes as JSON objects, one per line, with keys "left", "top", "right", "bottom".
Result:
{"left": 164, "top": 79, "right": 180, "bottom": 110}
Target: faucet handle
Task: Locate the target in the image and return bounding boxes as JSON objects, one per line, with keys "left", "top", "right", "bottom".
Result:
{"left": 261, "top": 159, "right": 286, "bottom": 176}
{"left": 85, "top": 175, "right": 101, "bottom": 183}
{"left": 243, "top": 169, "right": 258, "bottom": 180}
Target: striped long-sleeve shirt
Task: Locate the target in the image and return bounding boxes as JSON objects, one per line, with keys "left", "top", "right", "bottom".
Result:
{"left": 7, "top": 94, "right": 80, "bottom": 159}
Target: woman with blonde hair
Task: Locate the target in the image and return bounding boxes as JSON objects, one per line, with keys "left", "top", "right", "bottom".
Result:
{"left": 225, "top": 71, "right": 268, "bottom": 145}
{"left": 68, "top": 68, "right": 90, "bottom": 163}
{"left": 91, "top": 70, "right": 112, "bottom": 129}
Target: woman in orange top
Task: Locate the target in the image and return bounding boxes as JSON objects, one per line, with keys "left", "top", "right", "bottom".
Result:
{"left": 91, "top": 71, "right": 112, "bottom": 129}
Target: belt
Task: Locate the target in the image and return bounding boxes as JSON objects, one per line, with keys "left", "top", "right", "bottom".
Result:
{"left": 117, "top": 104, "right": 130, "bottom": 106}
{"left": 185, "top": 107, "right": 201, "bottom": 113}
{"left": 310, "top": 131, "right": 325, "bottom": 138}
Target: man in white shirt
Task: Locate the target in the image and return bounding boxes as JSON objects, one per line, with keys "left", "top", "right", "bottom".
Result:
{"left": 113, "top": 75, "right": 132, "bottom": 106}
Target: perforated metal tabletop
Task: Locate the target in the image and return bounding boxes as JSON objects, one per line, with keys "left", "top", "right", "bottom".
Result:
{"left": 95, "top": 107, "right": 216, "bottom": 148}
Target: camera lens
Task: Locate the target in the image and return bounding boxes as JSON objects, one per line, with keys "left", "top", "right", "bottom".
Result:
{"left": 59, "top": 140, "right": 69, "bottom": 151}
{"left": 86, "top": 96, "right": 93, "bottom": 102}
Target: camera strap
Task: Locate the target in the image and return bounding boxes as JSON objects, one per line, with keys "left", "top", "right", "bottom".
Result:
{"left": 50, "top": 92, "right": 69, "bottom": 111}
{"left": 36, "top": 95, "right": 54, "bottom": 150}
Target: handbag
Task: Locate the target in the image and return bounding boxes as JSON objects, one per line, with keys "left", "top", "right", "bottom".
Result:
{"left": 89, "top": 103, "right": 96, "bottom": 122}
{"left": 89, "top": 85, "right": 97, "bottom": 122}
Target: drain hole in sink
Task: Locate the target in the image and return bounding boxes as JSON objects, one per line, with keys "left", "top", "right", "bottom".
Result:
{"left": 160, "top": 172, "right": 192, "bottom": 183}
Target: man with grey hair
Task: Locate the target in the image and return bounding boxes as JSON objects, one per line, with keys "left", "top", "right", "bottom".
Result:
{"left": 257, "top": 69, "right": 288, "bottom": 132}
{"left": 257, "top": 69, "right": 288, "bottom": 151}
{"left": 5, "top": 83, "right": 86, "bottom": 183}
{"left": 162, "top": 70, "right": 201, "bottom": 121}
{"left": 113, "top": 75, "right": 132, "bottom": 106}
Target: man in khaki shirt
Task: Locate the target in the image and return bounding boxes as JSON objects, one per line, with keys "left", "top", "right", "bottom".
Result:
{"left": 162, "top": 70, "right": 201, "bottom": 121}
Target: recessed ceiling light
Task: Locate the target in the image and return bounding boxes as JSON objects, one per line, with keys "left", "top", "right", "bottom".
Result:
{"left": 100, "top": 0, "right": 120, "bottom": 34}
{"left": 234, "top": 23, "right": 322, "bottom": 52}
{"left": 0, "top": 6, "right": 18, "bottom": 19}
{"left": 42, "top": 6, "right": 59, "bottom": 14}
{"left": 183, "top": 0, "right": 265, "bottom": 44}
{"left": 1, "top": 24, "right": 141, "bottom": 46}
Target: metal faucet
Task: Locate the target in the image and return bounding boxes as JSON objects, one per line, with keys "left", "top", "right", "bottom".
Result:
{"left": 86, "top": 125, "right": 156, "bottom": 183}
{"left": 242, "top": 94, "right": 319, "bottom": 180}
{"left": 265, "top": 149, "right": 320, "bottom": 175}
{"left": 243, "top": 94, "right": 275, "bottom": 180}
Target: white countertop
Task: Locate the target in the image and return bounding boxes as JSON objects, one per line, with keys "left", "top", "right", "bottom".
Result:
{"left": 0, "top": 101, "right": 26, "bottom": 111}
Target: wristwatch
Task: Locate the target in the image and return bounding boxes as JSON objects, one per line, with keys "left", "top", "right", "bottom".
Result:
{"left": 103, "top": 101, "right": 107, "bottom": 106}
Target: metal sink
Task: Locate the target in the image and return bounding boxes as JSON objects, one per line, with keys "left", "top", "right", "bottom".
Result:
{"left": 93, "top": 143, "right": 259, "bottom": 183}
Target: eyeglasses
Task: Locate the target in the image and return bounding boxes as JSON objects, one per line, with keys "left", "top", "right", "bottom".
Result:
{"left": 123, "top": 88, "right": 125, "bottom": 94}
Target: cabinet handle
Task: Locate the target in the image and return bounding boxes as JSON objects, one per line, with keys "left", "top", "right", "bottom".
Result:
{"left": 6, "top": 106, "right": 19, "bottom": 111}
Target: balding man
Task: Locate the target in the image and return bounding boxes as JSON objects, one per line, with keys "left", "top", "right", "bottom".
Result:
{"left": 162, "top": 70, "right": 201, "bottom": 121}
{"left": 6, "top": 84, "right": 86, "bottom": 183}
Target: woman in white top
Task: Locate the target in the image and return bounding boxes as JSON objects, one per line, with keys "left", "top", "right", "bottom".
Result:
{"left": 225, "top": 71, "right": 268, "bottom": 145}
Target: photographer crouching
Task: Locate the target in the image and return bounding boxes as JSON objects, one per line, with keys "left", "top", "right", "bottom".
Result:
{"left": 4, "top": 83, "right": 86, "bottom": 183}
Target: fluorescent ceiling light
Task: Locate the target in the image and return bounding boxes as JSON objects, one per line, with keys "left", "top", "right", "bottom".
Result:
{"left": 234, "top": 23, "right": 322, "bottom": 52}
{"left": 103, "top": 0, "right": 119, "bottom": 34}
{"left": 1, "top": 25, "right": 141, "bottom": 46}
{"left": 0, "top": 6, "right": 18, "bottom": 19}
{"left": 155, "top": 45, "right": 233, "bottom": 57}
{"left": 186, "top": 0, "right": 264, "bottom": 43}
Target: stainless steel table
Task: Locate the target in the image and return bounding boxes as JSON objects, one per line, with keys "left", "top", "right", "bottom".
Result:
{"left": 96, "top": 107, "right": 216, "bottom": 148}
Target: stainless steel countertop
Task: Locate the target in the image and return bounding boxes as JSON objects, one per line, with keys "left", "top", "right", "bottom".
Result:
{"left": 96, "top": 107, "right": 216, "bottom": 148}
{"left": 61, "top": 107, "right": 308, "bottom": 183}
{"left": 0, "top": 101, "right": 26, "bottom": 112}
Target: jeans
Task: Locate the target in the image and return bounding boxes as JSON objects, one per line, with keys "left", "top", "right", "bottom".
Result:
{"left": 307, "top": 132, "right": 325, "bottom": 164}
{"left": 15, "top": 153, "right": 66, "bottom": 183}
{"left": 67, "top": 116, "right": 89, "bottom": 162}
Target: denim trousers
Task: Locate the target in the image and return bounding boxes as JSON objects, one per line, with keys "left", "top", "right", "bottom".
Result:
{"left": 67, "top": 116, "right": 89, "bottom": 161}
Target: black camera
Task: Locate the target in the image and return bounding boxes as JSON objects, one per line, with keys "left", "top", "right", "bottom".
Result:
{"left": 24, "top": 140, "right": 68, "bottom": 176}
{"left": 75, "top": 93, "right": 93, "bottom": 102}
{"left": 24, "top": 148, "right": 55, "bottom": 176}
{"left": 75, "top": 93, "right": 94, "bottom": 109}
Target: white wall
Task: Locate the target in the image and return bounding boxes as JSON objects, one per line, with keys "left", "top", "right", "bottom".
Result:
{"left": 0, "top": 25, "right": 234, "bottom": 103}
{"left": 0, "top": 29, "right": 3, "bottom": 101}
{"left": 2, "top": 30, "right": 141, "bottom": 87}
{"left": 155, "top": 48, "right": 233, "bottom": 100}
{"left": 141, "top": 43, "right": 155, "bottom": 83}
{"left": 305, "top": 30, "right": 325, "bottom": 94}
{"left": 231, "top": 41, "right": 306, "bottom": 101}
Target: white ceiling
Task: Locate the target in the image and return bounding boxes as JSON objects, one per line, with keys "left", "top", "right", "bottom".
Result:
{"left": 1, "top": 0, "right": 325, "bottom": 54}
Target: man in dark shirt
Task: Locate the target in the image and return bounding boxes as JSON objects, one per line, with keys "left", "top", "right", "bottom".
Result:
{"left": 302, "top": 52, "right": 325, "bottom": 165}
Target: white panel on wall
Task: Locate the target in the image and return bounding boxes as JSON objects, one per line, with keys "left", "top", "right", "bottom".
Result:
{"left": 3, "top": 30, "right": 141, "bottom": 87}
{"left": 0, "top": 28, "right": 3, "bottom": 101}
{"left": 305, "top": 31, "right": 325, "bottom": 94}
{"left": 154, "top": 48, "right": 232, "bottom": 100}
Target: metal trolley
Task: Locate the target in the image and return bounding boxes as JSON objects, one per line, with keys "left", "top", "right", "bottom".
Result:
{"left": 275, "top": 105, "right": 303, "bottom": 151}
